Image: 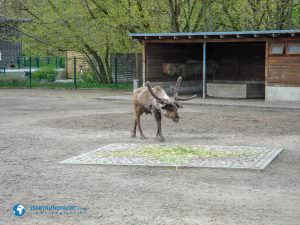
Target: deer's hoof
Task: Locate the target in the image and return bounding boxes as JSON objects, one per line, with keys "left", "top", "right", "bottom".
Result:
{"left": 140, "top": 135, "right": 147, "bottom": 139}
{"left": 131, "top": 133, "right": 136, "bottom": 138}
{"left": 155, "top": 136, "right": 165, "bottom": 142}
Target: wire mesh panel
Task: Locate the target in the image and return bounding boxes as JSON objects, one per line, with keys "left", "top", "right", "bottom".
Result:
{"left": 111, "top": 53, "right": 142, "bottom": 84}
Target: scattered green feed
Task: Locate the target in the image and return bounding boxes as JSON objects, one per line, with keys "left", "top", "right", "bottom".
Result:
{"left": 97, "top": 146, "right": 256, "bottom": 165}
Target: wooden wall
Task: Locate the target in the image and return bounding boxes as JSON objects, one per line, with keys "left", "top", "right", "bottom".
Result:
{"left": 0, "top": 40, "right": 22, "bottom": 68}
{"left": 66, "top": 51, "right": 90, "bottom": 79}
{"left": 267, "top": 41, "right": 300, "bottom": 87}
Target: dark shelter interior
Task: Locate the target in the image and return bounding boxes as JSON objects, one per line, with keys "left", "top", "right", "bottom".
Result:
{"left": 146, "top": 42, "right": 265, "bottom": 84}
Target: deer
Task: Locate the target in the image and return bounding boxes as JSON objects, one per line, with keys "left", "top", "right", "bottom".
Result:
{"left": 131, "top": 76, "right": 197, "bottom": 142}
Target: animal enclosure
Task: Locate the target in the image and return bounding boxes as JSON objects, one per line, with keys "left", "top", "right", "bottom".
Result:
{"left": 131, "top": 30, "right": 300, "bottom": 101}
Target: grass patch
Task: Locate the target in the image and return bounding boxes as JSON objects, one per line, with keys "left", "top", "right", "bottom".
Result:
{"left": 0, "top": 76, "right": 132, "bottom": 90}
{"left": 97, "top": 145, "right": 255, "bottom": 165}
{"left": 0, "top": 74, "right": 27, "bottom": 87}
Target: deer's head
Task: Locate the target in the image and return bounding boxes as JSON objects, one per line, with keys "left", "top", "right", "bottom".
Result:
{"left": 146, "top": 76, "right": 197, "bottom": 123}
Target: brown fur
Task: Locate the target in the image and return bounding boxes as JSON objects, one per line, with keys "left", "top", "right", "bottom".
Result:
{"left": 132, "top": 86, "right": 179, "bottom": 141}
{"left": 131, "top": 77, "right": 196, "bottom": 141}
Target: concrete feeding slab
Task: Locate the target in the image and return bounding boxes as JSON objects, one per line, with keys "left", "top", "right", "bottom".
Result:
{"left": 61, "top": 143, "right": 283, "bottom": 170}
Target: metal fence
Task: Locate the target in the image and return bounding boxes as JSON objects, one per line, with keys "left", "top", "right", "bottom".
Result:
{"left": 66, "top": 53, "right": 142, "bottom": 89}
{"left": 0, "top": 56, "right": 66, "bottom": 89}
{"left": 16, "top": 56, "right": 65, "bottom": 69}
{"left": 112, "top": 53, "right": 142, "bottom": 84}
{"left": 0, "top": 54, "right": 142, "bottom": 90}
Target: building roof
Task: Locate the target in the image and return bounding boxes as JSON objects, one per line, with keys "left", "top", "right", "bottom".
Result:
{"left": 130, "top": 30, "right": 300, "bottom": 40}
{"left": 0, "top": 18, "right": 31, "bottom": 23}
{"left": 0, "top": 18, "right": 30, "bottom": 38}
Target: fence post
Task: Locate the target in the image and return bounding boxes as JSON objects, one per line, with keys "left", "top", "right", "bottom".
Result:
{"left": 29, "top": 56, "right": 32, "bottom": 89}
{"left": 74, "top": 56, "right": 77, "bottom": 89}
{"left": 36, "top": 57, "right": 40, "bottom": 68}
{"left": 47, "top": 57, "right": 50, "bottom": 64}
{"left": 202, "top": 42, "right": 207, "bottom": 99}
{"left": 114, "top": 55, "right": 118, "bottom": 89}
{"left": 55, "top": 57, "right": 58, "bottom": 69}
{"left": 17, "top": 56, "right": 21, "bottom": 69}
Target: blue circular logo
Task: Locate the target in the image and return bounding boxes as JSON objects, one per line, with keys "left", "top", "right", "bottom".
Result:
{"left": 12, "top": 204, "right": 26, "bottom": 217}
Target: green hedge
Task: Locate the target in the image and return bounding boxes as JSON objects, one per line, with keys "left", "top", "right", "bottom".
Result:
{"left": 32, "top": 65, "right": 57, "bottom": 81}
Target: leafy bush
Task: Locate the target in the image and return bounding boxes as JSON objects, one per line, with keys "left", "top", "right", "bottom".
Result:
{"left": 81, "top": 70, "right": 98, "bottom": 83}
{"left": 32, "top": 65, "right": 57, "bottom": 81}
{"left": 56, "top": 70, "right": 66, "bottom": 80}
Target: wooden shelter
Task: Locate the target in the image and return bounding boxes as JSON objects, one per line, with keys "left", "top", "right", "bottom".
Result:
{"left": 130, "top": 30, "right": 300, "bottom": 101}
{"left": 66, "top": 51, "right": 90, "bottom": 79}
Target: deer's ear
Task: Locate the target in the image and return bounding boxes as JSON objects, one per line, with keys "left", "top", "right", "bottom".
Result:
{"left": 160, "top": 103, "right": 168, "bottom": 109}
{"left": 156, "top": 99, "right": 164, "bottom": 105}
{"left": 176, "top": 102, "right": 183, "bottom": 108}
{"left": 161, "top": 103, "right": 174, "bottom": 110}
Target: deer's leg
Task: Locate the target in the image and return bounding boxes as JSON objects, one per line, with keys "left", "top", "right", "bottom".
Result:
{"left": 135, "top": 108, "right": 146, "bottom": 139}
{"left": 131, "top": 104, "right": 138, "bottom": 138}
{"left": 131, "top": 118, "right": 137, "bottom": 138}
{"left": 154, "top": 109, "right": 164, "bottom": 142}
{"left": 137, "top": 113, "right": 146, "bottom": 139}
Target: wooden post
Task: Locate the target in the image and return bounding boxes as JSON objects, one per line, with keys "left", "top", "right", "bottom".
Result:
{"left": 265, "top": 40, "right": 269, "bottom": 100}
{"left": 202, "top": 42, "right": 207, "bottom": 99}
{"left": 135, "top": 53, "right": 139, "bottom": 79}
{"left": 29, "top": 56, "right": 32, "bottom": 89}
{"left": 73, "top": 56, "right": 77, "bottom": 89}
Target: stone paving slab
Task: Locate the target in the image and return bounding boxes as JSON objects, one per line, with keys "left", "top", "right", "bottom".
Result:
{"left": 61, "top": 143, "right": 283, "bottom": 170}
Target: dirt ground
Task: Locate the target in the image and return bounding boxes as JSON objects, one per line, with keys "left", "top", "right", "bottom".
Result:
{"left": 0, "top": 89, "right": 299, "bottom": 225}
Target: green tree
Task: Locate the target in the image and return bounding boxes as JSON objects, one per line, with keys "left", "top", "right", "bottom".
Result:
{"left": 2, "top": 0, "right": 300, "bottom": 83}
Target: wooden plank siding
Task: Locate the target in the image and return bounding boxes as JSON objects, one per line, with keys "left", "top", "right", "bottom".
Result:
{"left": 66, "top": 51, "right": 90, "bottom": 79}
{"left": 267, "top": 40, "right": 300, "bottom": 86}
{"left": 0, "top": 40, "right": 22, "bottom": 68}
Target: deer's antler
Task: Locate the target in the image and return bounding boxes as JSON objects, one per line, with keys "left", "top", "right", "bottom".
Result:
{"left": 173, "top": 76, "right": 182, "bottom": 99}
{"left": 173, "top": 76, "right": 197, "bottom": 101}
{"left": 146, "top": 81, "right": 166, "bottom": 103}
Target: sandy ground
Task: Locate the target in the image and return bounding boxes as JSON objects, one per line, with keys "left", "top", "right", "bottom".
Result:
{"left": 0, "top": 89, "right": 299, "bottom": 225}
